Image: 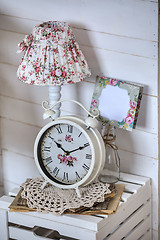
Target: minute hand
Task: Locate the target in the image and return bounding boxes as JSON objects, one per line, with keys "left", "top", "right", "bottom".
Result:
{"left": 68, "top": 145, "right": 88, "bottom": 154}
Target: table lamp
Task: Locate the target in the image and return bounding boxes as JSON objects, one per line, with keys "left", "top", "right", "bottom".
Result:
{"left": 17, "top": 21, "right": 91, "bottom": 118}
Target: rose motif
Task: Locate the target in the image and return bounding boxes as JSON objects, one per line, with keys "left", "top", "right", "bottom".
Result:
{"left": 51, "top": 70, "right": 55, "bottom": 76}
{"left": 125, "top": 116, "right": 134, "bottom": 125}
{"left": 65, "top": 135, "right": 73, "bottom": 142}
{"left": 129, "top": 108, "right": 136, "bottom": 116}
{"left": 91, "top": 99, "right": 97, "bottom": 108}
{"left": 55, "top": 69, "right": 62, "bottom": 76}
{"left": 130, "top": 101, "right": 137, "bottom": 109}
{"left": 35, "top": 67, "right": 41, "bottom": 73}
{"left": 57, "top": 154, "right": 77, "bottom": 166}
{"left": 110, "top": 79, "right": 118, "bottom": 86}
{"left": 22, "top": 65, "right": 26, "bottom": 70}
{"left": 62, "top": 71, "right": 67, "bottom": 77}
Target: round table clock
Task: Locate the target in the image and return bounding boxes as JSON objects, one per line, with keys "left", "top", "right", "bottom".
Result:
{"left": 34, "top": 100, "right": 105, "bottom": 196}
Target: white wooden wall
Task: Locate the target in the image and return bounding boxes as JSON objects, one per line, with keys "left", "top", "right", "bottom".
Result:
{"left": 0, "top": 0, "right": 159, "bottom": 239}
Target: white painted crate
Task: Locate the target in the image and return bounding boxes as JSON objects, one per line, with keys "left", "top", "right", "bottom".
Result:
{"left": 0, "top": 173, "right": 152, "bottom": 240}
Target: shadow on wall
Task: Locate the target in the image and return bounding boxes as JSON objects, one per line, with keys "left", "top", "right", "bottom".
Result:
{"left": 61, "top": 22, "right": 105, "bottom": 116}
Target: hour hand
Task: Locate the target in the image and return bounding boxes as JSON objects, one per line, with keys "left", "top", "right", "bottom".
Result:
{"left": 54, "top": 140, "right": 66, "bottom": 152}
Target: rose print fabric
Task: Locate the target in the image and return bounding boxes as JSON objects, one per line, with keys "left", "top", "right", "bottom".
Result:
{"left": 17, "top": 21, "right": 91, "bottom": 86}
{"left": 90, "top": 76, "right": 143, "bottom": 131}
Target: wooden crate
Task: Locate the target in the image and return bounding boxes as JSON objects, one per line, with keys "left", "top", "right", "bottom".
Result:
{"left": 0, "top": 173, "right": 152, "bottom": 240}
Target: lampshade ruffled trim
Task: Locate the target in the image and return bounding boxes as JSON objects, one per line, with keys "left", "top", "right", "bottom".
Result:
{"left": 17, "top": 21, "right": 91, "bottom": 86}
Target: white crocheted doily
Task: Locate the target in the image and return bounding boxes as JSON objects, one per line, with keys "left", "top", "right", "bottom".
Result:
{"left": 21, "top": 177, "right": 111, "bottom": 215}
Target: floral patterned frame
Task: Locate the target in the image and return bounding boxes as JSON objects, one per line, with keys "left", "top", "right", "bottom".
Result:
{"left": 90, "top": 76, "right": 144, "bottom": 131}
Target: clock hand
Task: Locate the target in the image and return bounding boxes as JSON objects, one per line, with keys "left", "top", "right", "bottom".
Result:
{"left": 67, "top": 144, "right": 88, "bottom": 154}
{"left": 53, "top": 140, "right": 66, "bottom": 152}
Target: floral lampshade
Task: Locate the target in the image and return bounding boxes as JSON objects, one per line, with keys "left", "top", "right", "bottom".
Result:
{"left": 17, "top": 21, "right": 91, "bottom": 86}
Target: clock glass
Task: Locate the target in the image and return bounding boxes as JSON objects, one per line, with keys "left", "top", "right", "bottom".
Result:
{"left": 37, "top": 123, "right": 92, "bottom": 185}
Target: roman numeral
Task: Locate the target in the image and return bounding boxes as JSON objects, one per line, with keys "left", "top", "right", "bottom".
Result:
{"left": 44, "top": 146, "right": 51, "bottom": 152}
{"left": 75, "top": 171, "right": 81, "bottom": 180}
{"left": 45, "top": 156, "right": 52, "bottom": 166}
{"left": 53, "top": 167, "right": 60, "bottom": 177}
{"left": 56, "top": 125, "right": 62, "bottom": 134}
{"left": 48, "top": 135, "right": 54, "bottom": 140}
{"left": 84, "top": 143, "right": 89, "bottom": 148}
{"left": 68, "top": 125, "right": 73, "bottom": 133}
{"left": 86, "top": 154, "right": 92, "bottom": 159}
{"left": 63, "top": 172, "right": 69, "bottom": 182}
{"left": 78, "top": 132, "right": 82, "bottom": 137}
{"left": 82, "top": 163, "right": 90, "bottom": 171}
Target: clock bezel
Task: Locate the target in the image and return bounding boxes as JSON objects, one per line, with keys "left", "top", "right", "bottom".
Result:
{"left": 34, "top": 118, "right": 96, "bottom": 189}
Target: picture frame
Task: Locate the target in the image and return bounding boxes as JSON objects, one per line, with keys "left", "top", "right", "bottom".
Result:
{"left": 90, "top": 76, "right": 144, "bottom": 131}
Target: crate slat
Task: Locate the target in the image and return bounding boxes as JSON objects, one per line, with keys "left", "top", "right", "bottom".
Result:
{"left": 105, "top": 200, "right": 151, "bottom": 240}
{"left": 8, "top": 211, "right": 102, "bottom": 232}
{"left": 9, "top": 225, "right": 86, "bottom": 240}
{"left": 0, "top": 173, "right": 152, "bottom": 240}
{"left": 121, "top": 192, "right": 132, "bottom": 202}
{"left": 8, "top": 212, "right": 97, "bottom": 240}
{"left": 119, "top": 181, "right": 141, "bottom": 193}
{"left": 0, "top": 192, "right": 103, "bottom": 232}
{"left": 138, "top": 230, "right": 151, "bottom": 240}
{"left": 7, "top": 172, "right": 151, "bottom": 233}
{"left": 96, "top": 181, "right": 151, "bottom": 238}
{"left": 0, "top": 195, "right": 102, "bottom": 232}
{"left": 9, "top": 226, "right": 43, "bottom": 240}
{"left": 119, "top": 173, "right": 150, "bottom": 185}
{"left": 125, "top": 216, "right": 151, "bottom": 240}
{"left": 9, "top": 188, "right": 20, "bottom": 197}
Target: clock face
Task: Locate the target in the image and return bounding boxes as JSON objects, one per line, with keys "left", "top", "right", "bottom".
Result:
{"left": 37, "top": 123, "right": 92, "bottom": 185}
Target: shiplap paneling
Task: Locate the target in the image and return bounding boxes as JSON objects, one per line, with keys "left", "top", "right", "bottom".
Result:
{"left": 136, "top": 95, "right": 158, "bottom": 134}
{"left": 116, "top": 149, "right": 158, "bottom": 193}
{"left": 0, "top": 30, "right": 158, "bottom": 96}
{"left": 0, "top": 0, "right": 158, "bottom": 41}
{"left": 2, "top": 150, "right": 40, "bottom": 189}
{"left": 1, "top": 118, "right": 40, "bottom": 158}
{"left": 0, "top": 14, "right": 158, "bottom": 59}
{"left": 80, "top": 45, "right": 158, "bottom": 96}
{"left": 0, "top": 62, "right": 158, "bottom": 135}
{"left": 2, "top": 179, "right": 21, "bottom": 196}
{"left": 1, "top": 117, "right": 158, "bottom": 161}
{"left": 0, "top": 63, "right": 49, "bottom": 104}
{"left": 0, "top": 95, "right": 44, "bottom": 127}
{"left": 117, "top": 128, "right": 158, "bottom": 159}
{"left": 0, "top": 88, "right": 158, "bottom": 134}
{"left": 74, "top": 28, "right": 158, "bottom": 59}
{"left": 0, "top": 0, "right": 159, "bottom": 236}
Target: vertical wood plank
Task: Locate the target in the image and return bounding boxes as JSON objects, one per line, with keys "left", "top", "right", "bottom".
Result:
{"left": 0, "top": 209, "right": 9, "bottom": 240}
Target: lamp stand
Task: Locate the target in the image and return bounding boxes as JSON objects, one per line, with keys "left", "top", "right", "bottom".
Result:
{"left": 48, "top": 86, "right": 61, "bottom": 118}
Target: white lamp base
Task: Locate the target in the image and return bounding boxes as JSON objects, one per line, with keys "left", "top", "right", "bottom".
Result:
{"left": 48, "top": 86, "right": 61, "bottom": 118}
